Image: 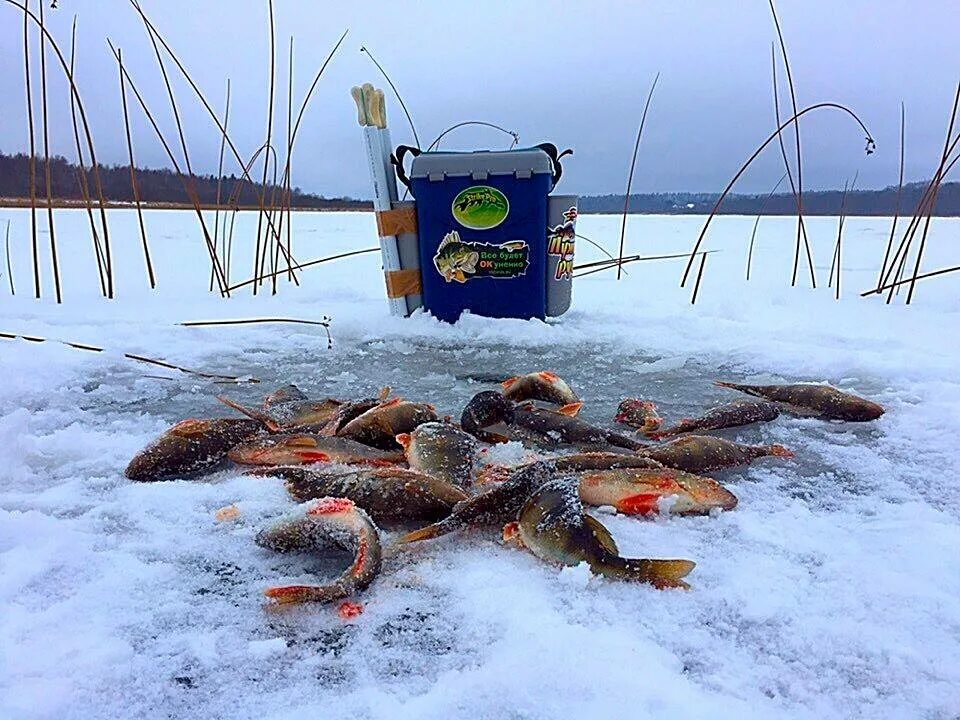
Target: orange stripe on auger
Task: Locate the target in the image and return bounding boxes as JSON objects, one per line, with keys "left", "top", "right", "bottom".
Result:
{"left": 376, "top": 206, "right": 417, "bottom": 237}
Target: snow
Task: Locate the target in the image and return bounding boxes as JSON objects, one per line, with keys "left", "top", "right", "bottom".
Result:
{"left": 2, "top": 208, "right": 959, "bottom": 720}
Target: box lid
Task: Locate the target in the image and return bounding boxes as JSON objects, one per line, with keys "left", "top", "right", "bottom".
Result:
{"left": 410, "top": 148, "right": 553, "bottom": 182}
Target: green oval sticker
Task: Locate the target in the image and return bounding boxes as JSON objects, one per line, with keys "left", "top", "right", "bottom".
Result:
{"left": 451, "top": 186, "right": 509, "bottom": 230}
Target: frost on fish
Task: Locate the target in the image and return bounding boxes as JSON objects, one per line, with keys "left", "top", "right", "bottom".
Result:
{"left": 254, "top": 466, "right": 468, "bottom": 522}
{"left": 641, "top": 435, "right": 794, "bottom": 474}
{"left": 715, "top": 381, "right": 885, "bottom": 422}
{"left": 516, "top": 479, "right": 696, "bottom": 588}
{"left": 255, "top": 498, "right": 382, "bottom": 604}
{"left": 501, "top": 370, "right": 579, "bottom": 406}
{"left": 125, "top": 418, "right": 263, "bottom": 481}
{"left": 397, "top": 421, "right": 477, "bottom": 489}
{"left": 576, "top": 467, "right": 738, "bottom": 516}
{"left": 647, "top": 399, "right": 780, "bottom": 439}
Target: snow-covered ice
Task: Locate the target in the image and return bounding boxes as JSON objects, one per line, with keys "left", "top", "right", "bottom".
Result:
{"left": 1, "top": 209, "right": 959, "bottom": 719}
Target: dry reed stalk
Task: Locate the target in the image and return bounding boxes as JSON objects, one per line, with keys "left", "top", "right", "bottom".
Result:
{"left": 573, "top": 250, "right": 720, "bottom": 278}
{"left": 108, "top": 40, "right": 229, "bottom": 296}
{"left": 770, "top": 42, "right": 812, "bottom": 287}
{"left": 211, "top": 80, "right": 231, "bottom": 291}
{"left": 0, "top": 331, "right": 258, "bottom": 383}
{"left": 69, "top": 16, "right": 107, "bottom": 297}
{"left": 680, "top": 102, "right": 874, "bottom": 287}
{"left": 690, "top": 252, "right": 708, "bottom": 304}
{"left": 769, "top": 0, "right": 815, "bottom": 288}
{"left": 251, "top": 0, "right": 277, "bottom": 296}
{"left": 905, "top": 82, "right": 960, "bottom": 304}
{"left": 616, "top": 73, "right": 659, "bottom": 280}
{"left": 746, "top": 171, "right": 788, "bottom": 281}
{"left": 360, "top": 45, "right": 420, "bottom": 149}
{"left": 126, "top": 1, "right": 313, "bottom": 267}
{"left": 10, "top": 0, "right": 115, "bottom": 298}
{"left": 4, "top": 221, "right": 13, "bottom": 295}
{"left": 38, "top": 1, "right": 61, "bottom": 303}
{"left": 876, "top": 103, "right": 905, "bottom": 292}
{"left": 22, "top": 0, "right": 39, "bottom": 298}
{"left": 873, "top": 138, "right": 959, "bottom": 296}
{"left": 118, "top": 48, "right": 156, "bottom": 289}
{"left": 182, "top": 316, "right": 332, "bottom": 349}
{"left": 226, "top": 247, "right": 380, "bottom": 293}
{"left": 828, "top": 172, "right": 856, "bottom": 299}
{"left": 866, "top": 263, "right": 960, "bottom": 295}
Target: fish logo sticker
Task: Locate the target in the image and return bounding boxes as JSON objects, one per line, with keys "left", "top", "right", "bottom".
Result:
{"left": 547, "top": 206, "right": 577, "bottom": 280}
{"left": 433, "top": 231, "right": 529, "bottom": 283}
{"left": 451, "top": 186, "right": 509, "bottom": 230}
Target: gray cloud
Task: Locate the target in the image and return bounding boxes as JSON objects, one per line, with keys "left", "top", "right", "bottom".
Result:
{"left": 1, "top": 0, "right": 957, "bottom": 199}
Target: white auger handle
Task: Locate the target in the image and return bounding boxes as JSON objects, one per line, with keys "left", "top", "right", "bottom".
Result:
{"left": 351, "top": 84, "right": 387, "bottom": 129}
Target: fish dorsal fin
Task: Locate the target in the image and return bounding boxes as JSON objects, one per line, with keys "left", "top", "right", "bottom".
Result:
{"left": 557, "top": 402, "right": 583, "bottom": 417}
{"left": 379, "top": 397, "right": 402, "bottom": 409}
{"left": 217, "top": 395, "right": 281, "bottom": 433}
{"left": 286, "top": 436, "right": 318, "bottom": 448}
{"left": 501, "top": 376, "right": 519, "bottom": 390}
{"left": 538, "top": 371, "right": 559, "bottom": 382}
{"left": 170, "top": 418, "right": 211, "bottom": 437}
{"left": 584, "top": 515, "right": 619, "bottom": 555}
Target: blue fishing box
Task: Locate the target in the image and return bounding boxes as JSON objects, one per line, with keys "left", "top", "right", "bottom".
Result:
{"left": 396, "top": 147, "right": 558, "bottom": 323}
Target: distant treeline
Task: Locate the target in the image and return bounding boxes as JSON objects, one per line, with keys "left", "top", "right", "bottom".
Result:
{"left": 579, "top": 183, "right": 960, "bottom": 216}
{"left": 0, "top": 152, "right": 368, "bottom": 210}
{"left": 4, "top": 151, "right": 958, "bottom": 215}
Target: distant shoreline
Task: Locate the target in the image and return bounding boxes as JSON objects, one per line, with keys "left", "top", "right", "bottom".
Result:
{"left": 2, "top": 196, "right": 958, "bottom": 217}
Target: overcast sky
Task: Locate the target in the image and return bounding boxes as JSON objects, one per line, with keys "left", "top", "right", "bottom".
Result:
{"left": 1, "top": 0, "right": 957, "bottom": 199}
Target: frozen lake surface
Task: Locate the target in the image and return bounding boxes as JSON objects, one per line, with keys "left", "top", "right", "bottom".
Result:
{"left": 2, "top": 209, "right": 959, "bottom": 719}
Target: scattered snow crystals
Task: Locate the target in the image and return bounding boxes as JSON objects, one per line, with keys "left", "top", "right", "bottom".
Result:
{"left": 247, "top": 638, "right": 287, "bottom": 657}
{"left": 2, "top": 211, "right": 959, "bottom": 720}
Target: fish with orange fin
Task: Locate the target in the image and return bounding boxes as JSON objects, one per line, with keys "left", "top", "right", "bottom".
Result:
{"left": 125, "top": 418, "right": 264, "bottom": 481}
{"left": 256, "top": 498, "right": 382, "bottom": 604}
{"left": 640, "top": 435, "right": 794, "bottom": 474}
{"left": 396, "top": 421, "right": 477, "bottom": 489}
{"left": 576, "top": 468, "right": 738, "bottom": 516}
{"left": 647, "top": 400, "right": 780, "bottom": 439}
{"left": 511, "top": 403, "right": 648, "bottom": 451}
{"left": 715, "top": 381, "right": 884, "bottom": 422}
{"left": 217, "top": 393, "right": 344, "bottom": 434}
{"left": 613, "top": 399, "right": 662, "bottom": 433}
{"left": 501, "top": 371, "right": 579, "bottom": 406}
{"left": 460, "top": 391, "right": 517, "bottom": 444}
{"left": 476, "top": 452, "right": 663, "bottom": 486}
{"left": 255, "top": 465, "right": 468, "bottom": 522}
{"left": 337, "top": 397, "right": 438, "bottom": 450}
{"left": 227, "top": 434, "right": 403, "bottom": 466}
{"left": 398, "top": 461, "right": 556, "bottom": 544}
{"left": 505, "top": 479, "right": 696, "bottom": 589}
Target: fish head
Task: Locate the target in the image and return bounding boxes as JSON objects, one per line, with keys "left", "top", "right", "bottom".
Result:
{"left": 125, "top": 419, "right": 214, "bottom": 481}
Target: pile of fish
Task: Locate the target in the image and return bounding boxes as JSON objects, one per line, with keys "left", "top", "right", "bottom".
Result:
{"left": 125, "top": 372, "right": 884, "bottom": 605}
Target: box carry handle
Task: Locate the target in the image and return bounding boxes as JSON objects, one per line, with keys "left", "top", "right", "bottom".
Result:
{"left": 391, "top": 144, "right": 421, "bottom": 193}
{"left": 535, "top": 143, "right": 574, "bottom": 190}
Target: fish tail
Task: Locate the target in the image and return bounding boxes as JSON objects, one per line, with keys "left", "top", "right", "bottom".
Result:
{"left": 558, "top": 402, "right": 583, "bottom": 417}
{"left": 264, "top": 583, "right": 342, "bottom": 604}
{"left": 598, "top": 556, "right": 696, "bottom": 587}
{"left": 768, "top": 444, "right": 795, "bottom": 459}
{"left": 396, "top": 522, "right": 445, "bottom": 544}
